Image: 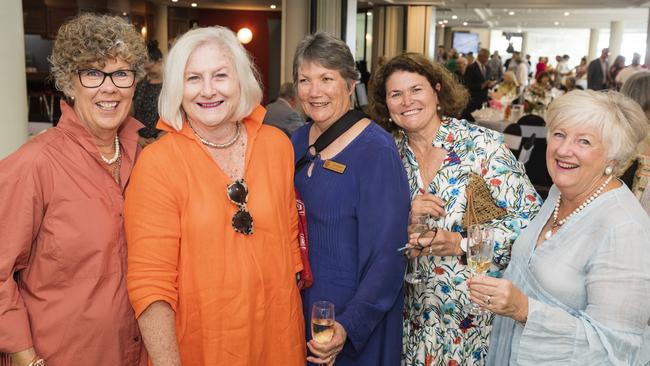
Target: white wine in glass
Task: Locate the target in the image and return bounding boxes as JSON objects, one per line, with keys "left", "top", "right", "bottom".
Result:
{"left": 311, "top": 301, "right": 335, "bottom": 343}
{"left": 464, "top": 224, "right": 494, "bottom": 316}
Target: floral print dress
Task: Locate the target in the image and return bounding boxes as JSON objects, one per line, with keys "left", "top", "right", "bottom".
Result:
{"left": 398, "top": 118, "right": 542, "bottom": 366}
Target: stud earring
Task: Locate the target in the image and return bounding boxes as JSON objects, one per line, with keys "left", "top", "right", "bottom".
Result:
{"left": 437, "top": 105, "right": 441, "bottom": 111}
{"left": 388, "top": 117, "right": 393, "bottom": 123}
{"left": 605, "top": 166, "right": 613, "bottom": 175}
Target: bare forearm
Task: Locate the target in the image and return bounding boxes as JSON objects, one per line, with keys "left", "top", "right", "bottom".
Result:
{"left": 138, "top": 301, "right": 182, "bottom": 366}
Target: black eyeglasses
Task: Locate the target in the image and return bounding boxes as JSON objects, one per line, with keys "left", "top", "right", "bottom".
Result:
{"left": 77, "top": 69, "right": 136, "bottom": 88}
{"left": 227, "top": 179, "right": 254, "bottom": 235}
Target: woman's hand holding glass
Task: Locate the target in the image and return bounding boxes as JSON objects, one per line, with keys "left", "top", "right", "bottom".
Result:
{"left": 463, "top": 225, "right": 495, "bottom": 316}
{"left": 407, "top": 228, "right": 464, "bottom": 257}
{"left": 468, "top": 276, "right": 529, "bottom": 323}
{"left": 307, "top": 301, "right": 347, "bottom": 366}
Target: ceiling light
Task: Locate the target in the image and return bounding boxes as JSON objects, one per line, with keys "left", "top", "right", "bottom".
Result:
{"left": 564, "top": 11, "right": 570, "bottom": 16}
{"left": 462, "top": 21, "right": 468, "bottom": 26}
{"left": 508, "top": 11, "right": 515, "bottom": 16}
{"left": 270, "top": 4, "right": 276, "bottom": 9}
{"left": 191, "top": 2, "right": 197, "bottom": 7}
{"left": 554, "top": 21, "right": 560, "bottom": 26}
{"left": 443, "top": 19, "right": 448, "bottom": 24}
{"left": 441, "top": 24, "right": 445, "bottom": 28}
{"left": 367, "top": 11, "right": 372, "bottom": 16}
{"left": 452, "top": 15, "right": 458, "bottom": 20}
{"left": 438, "top": 20, "right": 444, "bottom": 25}
{"left": 171, "top": 0, "right": 178, "bottom": 2}
{"left": 237, "top": 27, "right": 253, "bottom": 44}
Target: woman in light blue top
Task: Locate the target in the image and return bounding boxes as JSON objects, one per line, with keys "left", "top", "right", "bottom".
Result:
{"left": 469, "top": 89, "right": 650, "bottom": 365}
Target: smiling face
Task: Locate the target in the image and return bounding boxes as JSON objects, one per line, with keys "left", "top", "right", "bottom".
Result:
{"left": 296, "top": 61, "right": 353, "bottom": 127}
{"left": 385, "top": 70, "right": 439, "bottom": 133}
{"left": 546, "top": 123, "right": 610, "bottom": 199}
{"left": 71, "top": 57, "right": 135, "bottom": 137}
{"left": 182, "top": 42, "right": 240, "bottom": 128}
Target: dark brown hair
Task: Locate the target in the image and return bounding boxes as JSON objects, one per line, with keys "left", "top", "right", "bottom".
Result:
{"left": 369, "top": 53, "right": 469, "bottom": 132}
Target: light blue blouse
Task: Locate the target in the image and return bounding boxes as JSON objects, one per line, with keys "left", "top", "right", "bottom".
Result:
{"left": 488, "top": 184, "right": 650, "bottom": 365}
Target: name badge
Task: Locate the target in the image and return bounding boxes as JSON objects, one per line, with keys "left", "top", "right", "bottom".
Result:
{"left": 323, "top": 160, "right": 346, "bottom": 174}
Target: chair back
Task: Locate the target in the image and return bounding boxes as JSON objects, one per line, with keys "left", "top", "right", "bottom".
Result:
{"left": 503, "top": 123, "right": 523, "bottom": 156}
{"left": 517, "top": 114, "right": 545, "bottom": 126}
{"left": 518, "top": 133, "right": 535, "bottom": 164}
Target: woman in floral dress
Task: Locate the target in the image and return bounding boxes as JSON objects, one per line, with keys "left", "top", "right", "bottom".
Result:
{"left": 369, "top": 53, "right": 542, "bottom": 366}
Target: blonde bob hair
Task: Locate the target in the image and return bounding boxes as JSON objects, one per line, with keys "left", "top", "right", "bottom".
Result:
{"left": 158, "top": 26, "right": 262, "bottom": 130}
{"left": 545, "top": 89, "right": 649, "bottom": 175}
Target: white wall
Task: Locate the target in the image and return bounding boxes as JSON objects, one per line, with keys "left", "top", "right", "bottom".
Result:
{"left": 0, "top": 1, "right": 28, "bottom": 158}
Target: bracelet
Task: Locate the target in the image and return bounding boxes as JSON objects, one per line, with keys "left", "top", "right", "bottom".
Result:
{"left": 27, "top": 357, "right": 45, "bottom": 366}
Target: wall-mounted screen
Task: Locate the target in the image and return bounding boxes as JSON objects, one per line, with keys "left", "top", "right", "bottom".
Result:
{"left": 452, "top": 32, "right": 479, "bottom": 55}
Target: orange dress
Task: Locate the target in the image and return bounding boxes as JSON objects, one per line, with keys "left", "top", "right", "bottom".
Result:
{"left": 125, "top": 105, "right": 305, "bottom": 365}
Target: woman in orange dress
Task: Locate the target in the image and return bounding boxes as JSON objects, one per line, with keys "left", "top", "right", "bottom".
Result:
{"left": 125, "top": 26, "right": 305, "bottom": 365}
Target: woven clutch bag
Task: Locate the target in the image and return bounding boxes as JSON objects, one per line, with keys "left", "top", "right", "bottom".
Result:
{"left": 462, "top": 172, "right": 507, "bottom": 230}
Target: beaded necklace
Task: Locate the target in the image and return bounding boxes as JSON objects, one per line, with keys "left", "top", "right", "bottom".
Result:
{"left": 544, "top": 174, "right": 613, "bottom": 240}
{"left": 188, "top": 119, "right": 241, "bottom": 149}
{"left": 100, "top": 135, "right": 120, "bottom": 164}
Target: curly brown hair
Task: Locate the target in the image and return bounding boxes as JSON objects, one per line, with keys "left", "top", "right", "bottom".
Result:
{"left": 369, "top": 53, "right": 469, "bottom": 132}
{"left": 49, "top": 13, "right": 148, "bottom": 97}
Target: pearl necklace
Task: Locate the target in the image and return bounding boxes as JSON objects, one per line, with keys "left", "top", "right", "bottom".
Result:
{"left": 544, "top": 174, "right": 613, "bottom": 240}
{"left": 188, "top": 119, "right": 241, "bottom": 149}
{"left": 100, "top": 135, "right": 120, "bottom": 165}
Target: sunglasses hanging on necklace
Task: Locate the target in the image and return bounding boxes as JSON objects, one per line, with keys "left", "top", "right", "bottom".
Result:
{"left": 227, "top": 179, "right": 253, "bottom": 235}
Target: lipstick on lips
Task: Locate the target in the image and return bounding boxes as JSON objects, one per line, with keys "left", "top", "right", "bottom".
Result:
{"left": 197, "top": 101, "right": 223, "bottom": 108}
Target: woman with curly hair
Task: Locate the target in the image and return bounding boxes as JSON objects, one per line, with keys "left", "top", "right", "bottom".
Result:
{"left": 0, "top": 14, "right": 148, "bottom": 366}
{"left": 369, "top": 53, "right": 542, "bottom": 365}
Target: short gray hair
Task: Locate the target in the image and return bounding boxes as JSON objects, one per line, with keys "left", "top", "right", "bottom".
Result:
{"left": 545, "top": 89, "right": 649, "bottom": 175}
{"left": 621, "top": 71, "right": 650, "bottom": 112}
{"left": 292, "top": 32, "right": 359, "bottom": 89}
{"left": 278, "top": 82, "right": 295, "bottom": 99}
{"left": 158, "top": 26, "right": 262, "bottom": 131}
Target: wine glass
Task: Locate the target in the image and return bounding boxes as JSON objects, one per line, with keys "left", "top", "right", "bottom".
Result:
{"left": 404, "top": 213, "right": 430, "bottom": 285}
{"left": 311, "top": 301, "right": 335, "bottom": 343}
{"left": 464, "top": 224, "right": 494, "bottom": 316}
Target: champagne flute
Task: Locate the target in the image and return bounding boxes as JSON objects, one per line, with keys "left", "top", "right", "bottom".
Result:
{"left": 404, "top": 213, "right": 429, "bottom": 285}
{"left": 464, "top": 224, "right": 494, "bottom": 316}
{"left": 311, "top": 301, "right": 335, "bottom": 343}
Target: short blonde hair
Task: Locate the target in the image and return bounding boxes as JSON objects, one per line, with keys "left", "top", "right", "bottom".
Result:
{"left": 49, "top": 13, "right": 147, "bottom": 97}
{"left": 545, "top": 90, "right": 649, "bottom": 175}
{"left": 503, "top": 71, "right": 519, "bottom": 86}
{"left": 158, "top": 26, "right": 262, "bottom": 131}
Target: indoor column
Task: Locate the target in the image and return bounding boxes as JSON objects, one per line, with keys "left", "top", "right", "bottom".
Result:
{"left": 646, "top": 8, "right": 650, "bottom": 67}
{"left": 281, "top": 0, "right": 310, "bottom": 83}
{"left": 153, "top": 3, "right": 168, "bottom": 55}
{"left": 588, "top": 28, "right": 599, "bottom": 61}
{"left": 609, "top": 21, "right": 623, "bottom": 60}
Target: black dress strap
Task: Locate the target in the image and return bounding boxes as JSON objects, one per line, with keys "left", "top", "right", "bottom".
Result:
{"left": 295, "top": 109, "right": 367, "bottom": 173}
